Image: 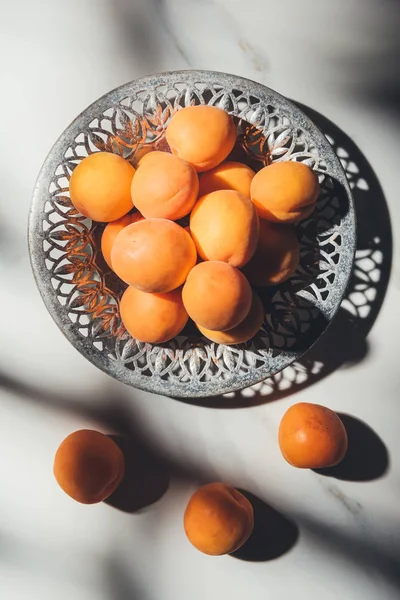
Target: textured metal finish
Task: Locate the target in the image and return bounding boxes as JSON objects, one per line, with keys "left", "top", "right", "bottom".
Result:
{"left": 28, "top": 71, "right": 356, "bottom": 398}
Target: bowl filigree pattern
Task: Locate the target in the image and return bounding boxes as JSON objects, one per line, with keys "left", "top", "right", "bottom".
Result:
{"left": 29, "top": 71, "right": 355, "bottom": 398}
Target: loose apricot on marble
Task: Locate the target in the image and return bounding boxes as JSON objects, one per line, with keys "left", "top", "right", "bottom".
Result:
{"left": 120, "top": 285, "right": 188, "bottom": 344}
{"left": 101, "top": 212, "right": 143, "bottom": 269}
{"left": 190, "top": 190, "right": 259, "bottom": 268}
{"left": 53, "top": 430, "right": 125, "bottom": 504}
{"left": 69, "top": 152, "right": 135, "bottom": 222}
{"left": 111, "top": 218, "right": 197, "bottom": 292}
{"left": 131, "top": 151, "right": 199, "bottom": 220}
{"left": 243, "top": 219, "right": 300, "bottom": 286}
{"left": 184, "top": 483, "right": 254, "bottom": 556}
{"left": 197, "top": 292, "right": 264, "bottom": 345}
{"left": 182, "top": 261, "right": 252, "bottom": 331}
{"left": 198, "top": 161, "right": 255, "bottom": 197}
{"left": 278, "top": 402, "right": 348, "bottom": 469}
{"left": 166, "top": 105, "right": 237, "bottom": 172}
{"left": 250, "top": 161, "right": 320, "bottom": 223}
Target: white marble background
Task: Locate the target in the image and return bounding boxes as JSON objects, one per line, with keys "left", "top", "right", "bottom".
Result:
{"left": 1, "top": 1, "right": 400, "bottom": 598}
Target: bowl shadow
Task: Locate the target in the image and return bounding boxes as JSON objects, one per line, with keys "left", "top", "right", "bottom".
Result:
{"left": 181, "top": 103, "right": 392, "bottom": 408}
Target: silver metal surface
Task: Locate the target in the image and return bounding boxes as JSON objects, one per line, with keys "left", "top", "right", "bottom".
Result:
{"left": 28, "top": 70, "right": 356, "bottom": 398}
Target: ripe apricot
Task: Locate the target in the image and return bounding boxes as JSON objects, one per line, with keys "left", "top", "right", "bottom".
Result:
{"left": 190, "top": 190, "right": 259, "bottom": 268}
{"left": 112, "top": 218, "right": 197, "bottom": 292}
{"left": 120, "top": 285, "right": 188, "bottom": 344}
{"left": 198, "top": 161, "right": 255, "bottom": 197}
{"left": 251, "top": 161, "right": 319, "bottom": 223}
{"left": 182, "top": 261, "right": 252, "bottom": 331}
{"left": 101, "top": 212, "right": 143, "bottom": 269}
{"left": 53, "top": 430, "right": 125, "bottom": 504}
{"left": 197, "top": 292, "right": 264, "bottom": 345}
{"left": 131, "top": 151, "right": 199, "bottom": 220}
{"left": 278, "top": 402, "right": 348, "bottom": 469}
{"left": 166, "top": 105, "right": 237, "bottom": 172}
{"left": 69, "top": 152, "right": 135, "bottom": 222}
{"left": 184, "top": 483, "right": 254, "bottom": 555}
{"left": 243, "top": 220, "right": 300, "bottom": 286}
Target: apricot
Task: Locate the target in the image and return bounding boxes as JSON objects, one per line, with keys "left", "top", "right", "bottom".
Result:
{"left": 182, "top": 261, "right": 252, "bottom": 331}
{"left": 190, "top": 190, "right": 259, "bottom": 268}
{"left": 166, "top": 105, "right": 237, "bottom": 172}
{"left": 112, "top": 218, "right": 197, "bottom": 292}
{"left": 184, "top": 483, "right": 254, "bottom": 555}
{"left": 131, "top": 151, "right": 199, "bottom": 220}
{"left": 120, "top": 285, "right": 188, "bottom": 344}
{"left": 53, "top": 430, "right": 125, "bottom": 504}
{"left": 250, "top": 161, "right": 320, "bottom": 223}
{"left": 197, "top": 292, "right": 264, "bottom": 345}
{"left": 243, "top": 220, "right": 300, "bottom": 286}
{"left": 198, "top": 161, "right": 255, "bottom": 197}
{"left": 69, "top": 152, "right": 135, "bottom": 222}
{"left": 101, "top": 212, "right": 143, "bottom": 269}
{"left": 278, "top": 402, "right": 348, "bottom": 469}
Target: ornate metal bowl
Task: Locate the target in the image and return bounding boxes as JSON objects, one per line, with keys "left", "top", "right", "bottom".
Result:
{"left": 29, "top": 71, "right": 356, "bottom": 398}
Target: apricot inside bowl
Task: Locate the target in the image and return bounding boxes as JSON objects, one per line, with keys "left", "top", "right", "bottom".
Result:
{"left": 29, "top": 71, "right": 355, "bottom": 398}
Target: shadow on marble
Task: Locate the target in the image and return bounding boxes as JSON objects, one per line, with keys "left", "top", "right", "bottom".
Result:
{"left": 105, "top": 555, "right": 152, "bottom": 600}
{"left": 183, "top": 104, "right": 392, "bottom": 409}
{"left": 1, "top": 372, "right": 398, "bottom": 588}
{"left": 106, "top": 0, "right": 163, "bottom": 75}
{"left": 232, "top": 491, "right": 299, "bottom": 562}
{"left": 0, "top": 370, "right": 208, "bottom": 506}
{"left": 105, "top": 435, "right": 170, "bottom": 513}
{"left": 335, "top": 0, "right": 400, "bottom": 125}
{"left": 296, "top": 514, "right": 400, "bottom": 590}
{"left": 107, "top": 0, "right": 190, "bottom": 73}
{"left": 314, "top": 413, "right": 389, "bottom": 482}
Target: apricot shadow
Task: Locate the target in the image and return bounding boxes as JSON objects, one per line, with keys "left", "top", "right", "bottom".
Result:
{"left": 314, "top": 413, "right": 389, "bottom": 481}
{"left": 105, "top": 435, "right": 170, "bottom": 513}
{"left": 231, "top": 491, "right": 299, "bottom": 562}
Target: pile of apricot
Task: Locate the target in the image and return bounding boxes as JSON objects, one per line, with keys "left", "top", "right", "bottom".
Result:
{"left": 69, "top": 104, "right": 319, "bottom": 346}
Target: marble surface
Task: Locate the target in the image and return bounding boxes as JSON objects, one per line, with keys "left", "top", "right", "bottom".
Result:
{"left": 1, "top": 0, "right": 400, "bottom": 598}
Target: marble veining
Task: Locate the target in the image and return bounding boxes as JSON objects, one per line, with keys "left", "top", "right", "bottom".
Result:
{"left": 1, "top": 0, "right": 400, "bottom": 599}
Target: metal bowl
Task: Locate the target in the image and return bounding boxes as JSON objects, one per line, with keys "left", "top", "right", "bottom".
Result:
{"left": 29, "top": 70, "right": 356, "bottom": 398}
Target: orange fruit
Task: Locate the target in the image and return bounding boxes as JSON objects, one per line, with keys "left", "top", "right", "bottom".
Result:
{"left": 182, "top": 261, "right": 252, "bottom": 331}
{"left": 251, "top": 161, "right": 319, "bottom": 223}
{"left": 131, "top": 151, "right": 199, "bottom": 220}
{"left": 101, "top": 212, "right": 143, "bottom": 269}
{"left": 243, "top": 220, "right": 299, "bottom": 286}
{"left": 198, "top": 161, "right": 255, "bottom": 197}
{"left": 184, "top": 483, "right": 254, "bottom": 555}
{"left": 120, "top": 286, "right": 188, "bottom": 344}
{"left": 197, "top": 292, "right": 264, "bottom": 345}
{"left": 53, "top": 430, "right": 125, "bottom": 504}
{"left": 190, "top": 190, "right": 259, "bottom": 268}
{"left": 69, "top": 152, "right": 135, "bottom": 222}
{"left": 278, "top": 402, "right": 348, "bottom": 469}
{"left": 166, "top": 105, "right": 237, "bottom": 172}
{"left": 111, "top": 218, "right": 197, "bottom": 292}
